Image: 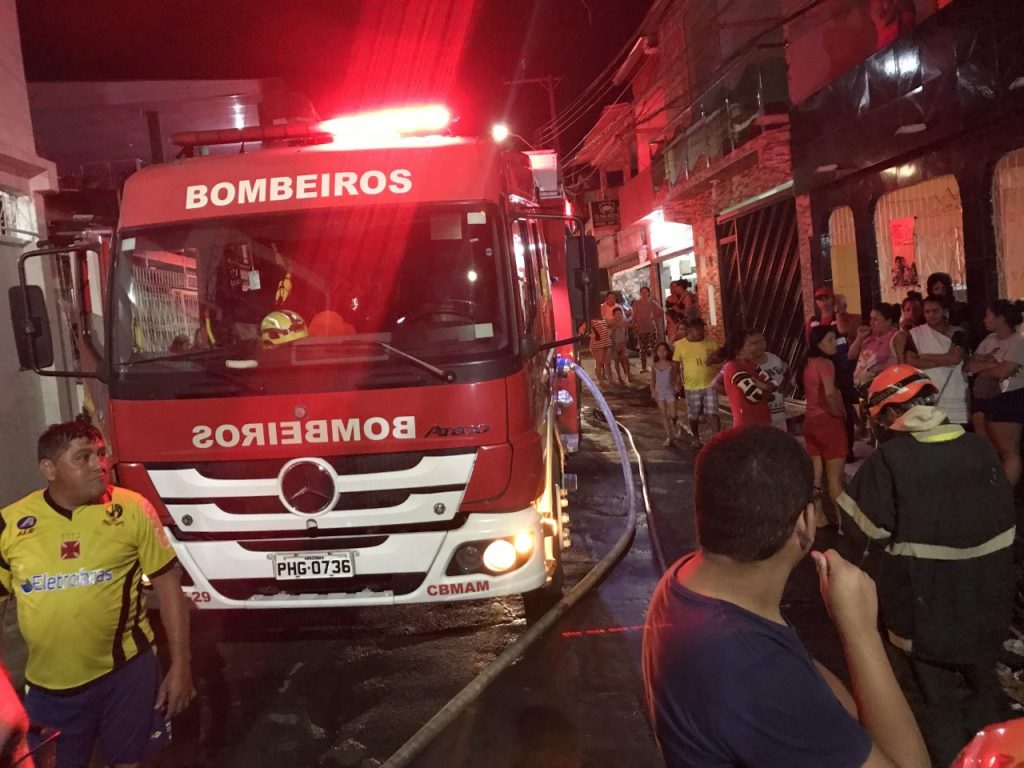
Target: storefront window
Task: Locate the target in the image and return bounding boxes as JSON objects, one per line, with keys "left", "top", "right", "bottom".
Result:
{"left": 873, "top": 174, "right": 965, "bottom": 305}
{"left": 994, "top": 147, "right": 1024, "bottom": 301}
{"left": 610, "top": 262, "right": 652, "bottom": 306}
{"left": 657, "top": 251, "right": 697, "bottom": 305}
{"left": 827, "top": 206, "right": 861, "bottom": 314}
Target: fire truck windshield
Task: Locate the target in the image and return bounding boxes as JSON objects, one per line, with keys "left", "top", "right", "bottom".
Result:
{"left": 110, "top": 203, "right": 511, "bottom": 395}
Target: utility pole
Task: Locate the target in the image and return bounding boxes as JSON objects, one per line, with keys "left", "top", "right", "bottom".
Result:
{"left": 503, "top": 75, "right": 562, "bottom": 154}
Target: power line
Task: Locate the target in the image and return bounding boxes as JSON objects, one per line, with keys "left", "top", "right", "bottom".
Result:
{"left": 504, "top": 75, "right": 562, "bottom": 153}
{"left": 560, "top": 0, "right": 830, "bottom": 168}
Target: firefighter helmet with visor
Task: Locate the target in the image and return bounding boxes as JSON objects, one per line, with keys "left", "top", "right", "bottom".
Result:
{"left": 866, "top": 364, "right": 938, "bottom": 419}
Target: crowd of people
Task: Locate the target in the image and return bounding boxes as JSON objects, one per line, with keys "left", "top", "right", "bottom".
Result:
{"left": 636, "top": 269, "right": 1024, "bottom": 767}
{"left": 590, "top": 280, "right": 791, "bottom": 451}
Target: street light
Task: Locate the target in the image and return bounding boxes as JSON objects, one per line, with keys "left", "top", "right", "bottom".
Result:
{"left": 490, "top": 123, "right": 539, "bottom": 150}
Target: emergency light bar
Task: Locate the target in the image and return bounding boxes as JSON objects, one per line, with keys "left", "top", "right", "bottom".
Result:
{"left": 319, "top": 104, "right": 453, "bottom": 147}
{"left": 171, "top": 124, "right": 334, "bottom": 155}
{"left": 171, "top": 105, "right": 454, "bottom": 155}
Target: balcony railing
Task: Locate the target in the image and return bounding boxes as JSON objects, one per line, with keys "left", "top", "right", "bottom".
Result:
{"left": 653, "top": 43, "right": 790, "bottom": 190}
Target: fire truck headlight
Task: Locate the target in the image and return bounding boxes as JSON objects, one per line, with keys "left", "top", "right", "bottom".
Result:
{"left": 482, "top": 540, "right": 518, "bottom": 573}
{"left": 513, "top": 531, "right": 534, "bottom": 556}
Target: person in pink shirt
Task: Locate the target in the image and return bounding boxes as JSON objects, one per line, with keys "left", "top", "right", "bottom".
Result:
{"left": 849, "top": 303, "right": 900, "bottom": 391}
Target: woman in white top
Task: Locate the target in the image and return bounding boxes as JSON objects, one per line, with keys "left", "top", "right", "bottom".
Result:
{"left": 966, "top": 300, "right": 1024, "bottom": 486}
{"left": 906, "top": 296, "right": 969, "bottom": 425}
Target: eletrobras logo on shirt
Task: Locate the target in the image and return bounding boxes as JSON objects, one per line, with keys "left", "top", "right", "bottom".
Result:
{"left": 21, "top": 568, "right": 113, "bottom": 594}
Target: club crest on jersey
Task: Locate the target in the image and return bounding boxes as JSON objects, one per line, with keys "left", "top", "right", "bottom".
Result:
{"left": 16, "top": 516, "right": 36, "bottom": 535}
{"left": 104, "top": 503, "right": 125, "bottom": 526}
{"left": 60, "top": 540, "right": 81, "bottom": 560}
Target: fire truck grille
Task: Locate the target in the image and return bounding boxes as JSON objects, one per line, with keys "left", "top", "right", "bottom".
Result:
{"left": 169, "top": 513, "right": 468, "bottom": 541}
{"left": 152, "top": 449, "right": 469, "bottom": 480}
{"left": 210, "top": 573, "right": 426, "bottom": 600}
{"left": 166, "top": 486, "right": 464, "bottom": 515}
{"left": 148, "top": 450, "right": 477, "bottom": 540}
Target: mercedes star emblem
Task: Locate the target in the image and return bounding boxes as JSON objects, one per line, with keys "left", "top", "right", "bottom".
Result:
{"left": 277, "top": 458, "right": 339, "bottom": 516}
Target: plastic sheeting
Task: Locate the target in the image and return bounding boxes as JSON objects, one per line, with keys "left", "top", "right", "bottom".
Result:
{"left": 872, "top": 174, "right": 965, "bottom": 305}
{"left": 994, "top": 148, "right": 1024, "bottom": 301}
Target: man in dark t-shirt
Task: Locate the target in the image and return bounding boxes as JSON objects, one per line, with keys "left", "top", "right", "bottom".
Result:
{"left": 642, "top": 426, "right": 929, "bottom": 768}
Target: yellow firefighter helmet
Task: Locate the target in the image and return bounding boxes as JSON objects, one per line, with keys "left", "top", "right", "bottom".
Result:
{"left": 260, "top": 309, "right": 309, "bottom": 346}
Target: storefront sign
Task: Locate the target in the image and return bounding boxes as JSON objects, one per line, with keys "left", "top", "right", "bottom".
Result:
{"left": 590, "top": 199, "right": 620, "bottom": 229}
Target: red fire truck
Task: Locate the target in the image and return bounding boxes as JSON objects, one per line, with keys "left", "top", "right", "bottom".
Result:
{"left": 11, "top": 105, "right": 590, "bottom": 611}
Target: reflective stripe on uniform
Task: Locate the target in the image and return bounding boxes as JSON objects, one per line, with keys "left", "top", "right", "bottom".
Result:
{"left": 835, "top": 492, "right": 890, "bottom": 540}
{"left": 910, "top": 424, "right": 965, "bottom": 444}
{"left": 885, "top": 527, "right": 1016, "bottom": 560}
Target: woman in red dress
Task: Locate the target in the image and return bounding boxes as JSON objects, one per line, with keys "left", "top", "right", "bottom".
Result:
{"left": 803, "top": 325, "right": 848, "bottom": 527}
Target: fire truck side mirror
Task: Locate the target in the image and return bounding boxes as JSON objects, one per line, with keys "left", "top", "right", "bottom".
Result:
{"left": 8, "top": 285, "right": 55, "bottom": 370}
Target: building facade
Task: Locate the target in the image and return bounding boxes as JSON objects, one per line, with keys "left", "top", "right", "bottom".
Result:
{"left": 574, "top": 0, "right": 814, "bottom": 378}
{"left": 0, "top": 0, "right": 61, "bottom": 501}
{"left": 789, "top": 0, "right": 1017, "bottom": 334}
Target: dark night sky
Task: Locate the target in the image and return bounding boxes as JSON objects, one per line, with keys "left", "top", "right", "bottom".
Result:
{"left": 16, "top": 0, "right": 652, "bottom": 151}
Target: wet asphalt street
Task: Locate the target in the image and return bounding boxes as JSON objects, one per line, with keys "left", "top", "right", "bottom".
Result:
{"left": 1, "top": 362, "right": 847, "bottom": 768}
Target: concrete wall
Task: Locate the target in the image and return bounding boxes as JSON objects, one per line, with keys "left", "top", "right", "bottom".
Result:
{"left": 0, "top": 1, "right": 36, "bottom": 162}
{"left": 0, "top": 0, "right": 61, "bottom": 503}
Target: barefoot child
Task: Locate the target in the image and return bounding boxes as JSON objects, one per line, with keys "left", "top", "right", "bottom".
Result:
{"left": 583, "top": 318, "right": 613, "bottom": 386}
{"left": 609, "top": 306, "right": 633, "bottom": 384}
{"left": 651, "top": 342, "right": 677, "bottom": 446}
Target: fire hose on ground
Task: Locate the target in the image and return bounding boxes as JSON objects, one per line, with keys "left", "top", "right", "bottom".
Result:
{"left": 585, "top": 403, "right": 669, "bottom": 575}
{"left": 381, "top": 362, "right": 639, "bottom": 768}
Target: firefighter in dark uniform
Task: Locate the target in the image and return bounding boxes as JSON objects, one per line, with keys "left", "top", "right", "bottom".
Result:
{"left": 837, "top": 364, "right": 1016, "bottom": 767}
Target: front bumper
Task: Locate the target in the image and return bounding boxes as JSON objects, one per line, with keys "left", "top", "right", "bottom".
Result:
{"left": 171, "top": 507, "right": 547, "bottom": 609}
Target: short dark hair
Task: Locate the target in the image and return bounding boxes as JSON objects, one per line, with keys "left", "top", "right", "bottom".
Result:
{"left": 38, "top": 420, "right": 103, "bottom": 463}
{"left": 720, "top": 326, "right": 753, "bottom": 362}
{"left": 926, "top": 271, "right": 952, "bottom": 293}
{"left": 695, "top": 426, "right": 813, "bottom": 562}
{"left": 872, "top": 302, "right": 899, "bottom": 325}
{"left": 688, "top": 318, "right": 705, "bottom": 330}
{"left": 902, "top": 290, "right": 923, "bottom": 309}
{"left": 990, "top": 299, "right": 1024, "bottom": 329}
{"left": 807, "top": 324, "right": 836, "bottom": 358}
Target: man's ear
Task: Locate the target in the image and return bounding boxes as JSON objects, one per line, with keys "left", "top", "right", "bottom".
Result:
{"left": 39, "top": 459, "right": 56, "bottom": 483}
{"left": 793, "top": 503, "right": 816, "bottom": 553}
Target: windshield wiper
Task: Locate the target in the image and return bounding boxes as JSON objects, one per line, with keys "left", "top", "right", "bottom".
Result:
{"left": 123, "top": 341, "right": 257, "bottom": 368}
{"left": 377, "top": 342, "right": 456, "bottom": 384}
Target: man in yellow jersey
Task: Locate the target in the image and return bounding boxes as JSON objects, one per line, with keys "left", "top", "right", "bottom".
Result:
{"left": 673, "top": 318, "right": 722, "bottom": 449}
{"left": 0, "top": 421, "right": 194, "bottom": 768}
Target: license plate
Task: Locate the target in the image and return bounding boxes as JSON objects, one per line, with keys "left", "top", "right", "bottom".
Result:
{"left": 273, "top": 552, "right": 355, "bottom": 580}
